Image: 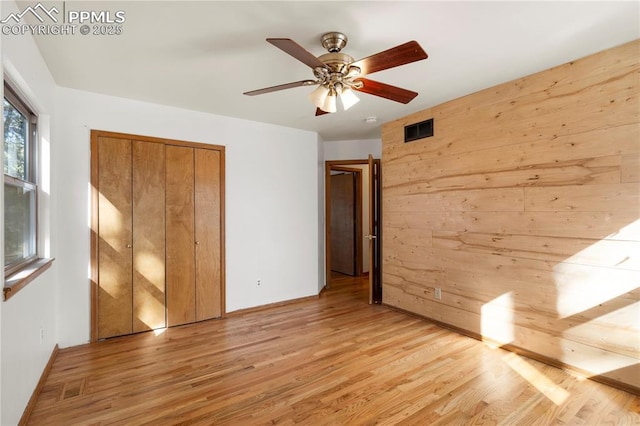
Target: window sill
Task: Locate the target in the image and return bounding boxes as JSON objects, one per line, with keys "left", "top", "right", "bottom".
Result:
{"left": 4, "top": 258, "right": 55, "bottom": 301}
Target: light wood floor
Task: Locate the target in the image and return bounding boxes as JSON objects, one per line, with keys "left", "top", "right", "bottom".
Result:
{"left": 28, "top": 275, "right": 638, "bottom": 425}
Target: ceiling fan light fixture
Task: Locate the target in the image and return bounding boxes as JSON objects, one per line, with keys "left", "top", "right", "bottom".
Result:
{"left": 321, "top": 90, "right": 337, "bottom": 113}
{"left": 309, "top": 84, "right": 329, "bottom": 109}
{"left": 246, "top": 33, "right": 428, "bottom": 117}
{"left": 346, "top": 66, "right": 361, "bottom": 78}
{"left": 339, "top": 86, "right": 360, "bottom": 110}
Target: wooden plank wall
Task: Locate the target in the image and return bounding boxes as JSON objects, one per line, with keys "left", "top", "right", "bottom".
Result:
{"left": 381, "top": 40, "right": 640, "bottom": 390}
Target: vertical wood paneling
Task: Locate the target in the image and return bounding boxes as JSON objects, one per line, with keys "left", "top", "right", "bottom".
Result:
{"left": 97, "top": 137, "right": 133, "bottom": 339}
{"left": 381, "top": 40, "right": 640, "bottom": 389}
{"left": 132, "top": 141, "right": 166, "bottom": 333}
{"left": 194, "top": 148, "right": 222, "bottom": 321}
{"left": 166, "top": 146, "right": 196, "bottom": 327}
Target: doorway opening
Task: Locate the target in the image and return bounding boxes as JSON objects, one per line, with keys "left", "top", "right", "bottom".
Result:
{"left": 330, "top": 168, "right": 363, "bottom": 277}
{"left": 325, "top": 158, "right": 381, "bottom": 304}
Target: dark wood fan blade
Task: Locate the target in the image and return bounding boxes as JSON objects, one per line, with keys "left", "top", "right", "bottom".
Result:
{"left": 353, "top": 78, "right": 418, "bottom": 104}
{"left": 315, "top": 107, "right": 330, "bottom": 116}
{"left": 350, "top": 41, "right": 428, "bottom": 76}
{"left": 244, "top": 80, "right": 316, "bottom": 96}
{"left": 267, "top": 38, "right": 327, "bottom": 69}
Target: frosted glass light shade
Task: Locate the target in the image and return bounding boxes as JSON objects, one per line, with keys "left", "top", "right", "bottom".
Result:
{"left": 339, "top": 87, "right": 360, "bottom": 110}
{"left": 321, "top": 92, "right": 337, "bottom": 113}
{"left": 309, "top": 85, "right": 329, "bottom": 109}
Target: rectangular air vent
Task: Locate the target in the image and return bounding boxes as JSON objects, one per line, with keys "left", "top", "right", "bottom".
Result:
{"left": 404, "top": 118, "right": 434, "bottom": 143}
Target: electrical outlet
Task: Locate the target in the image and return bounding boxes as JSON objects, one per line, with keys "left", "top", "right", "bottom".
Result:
{"left": 434, "top": 288, "right": 442, "bottom": 300}
{"left": 257, "top": 279, "right": 261, "bottom": 287}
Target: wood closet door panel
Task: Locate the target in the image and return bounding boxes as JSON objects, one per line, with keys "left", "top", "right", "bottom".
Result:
{"left": 132, "top": 141, "right": 166, "bottom": 333}
{"left": 97, "top": 137, "right": 133, "bottom": 339}
{"left": 166, "top": 146, "right": 196, "bottom": 327}
{"left": 194, "top": 149, "right": 222, "bottom": 321}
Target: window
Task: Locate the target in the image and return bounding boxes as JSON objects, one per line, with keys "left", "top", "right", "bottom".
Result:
{"left": 3, "top": 81, "right": 52, "bottom": 300}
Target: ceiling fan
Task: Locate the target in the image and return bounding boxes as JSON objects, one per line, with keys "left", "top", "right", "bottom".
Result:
{"left": 243, "top": 32, "right": 428, "bottom": 116}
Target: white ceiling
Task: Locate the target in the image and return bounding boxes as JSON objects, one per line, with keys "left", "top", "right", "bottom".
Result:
{"left": 21, "top": 1, "right": 640, "bottom": 141}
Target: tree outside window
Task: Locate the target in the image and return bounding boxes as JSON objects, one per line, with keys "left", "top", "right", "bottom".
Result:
{"left": 3, "top": 83, "right": 37, "bottom": 273}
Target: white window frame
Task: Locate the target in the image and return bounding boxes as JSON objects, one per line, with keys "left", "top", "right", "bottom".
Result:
{"left": 2, "top": 79, "right": 53, "bottom": 300}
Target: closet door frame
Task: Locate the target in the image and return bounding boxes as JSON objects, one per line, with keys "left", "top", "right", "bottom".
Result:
{"left": 90, "top": 130, "right": 226, "bottom": 342}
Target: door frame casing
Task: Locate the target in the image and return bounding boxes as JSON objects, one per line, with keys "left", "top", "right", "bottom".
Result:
{"left": 325, "top": 159, "right": 372, "bottom": 287}
{"left": 329, "top": 167, "right": 363, "bottom": 277}
{"left": 368, "top": 155, "right": 382, "bottom": 304}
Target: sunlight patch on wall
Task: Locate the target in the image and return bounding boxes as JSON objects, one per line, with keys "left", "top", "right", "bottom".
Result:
{"left": 41, "top": 135, "right": 51, "bottom": 257}
{"left": 99, "top": 269, "right": 123, "bottom": 298}
{"left": 135, "top": 295, "right": 165, "bottom": 330}
{"left": 134, "top": 251, "right": 164, "bottom": 289}
{"left": 564, "top": 302, "right": 640, "bottom": 353}
{"left": 41, "top": 136, "right": 50, "bottom": 194}
{"left": 88, "top": 183, "right": 93, "bottom": 228}
{"left": 554, "top": 264, "right": 639, "bottom": 319}
{"left": 553, "top": 219, "right": 640, "bottom": 319}
{"left": 97, "top": 193, "right": 125, "bottom": 242}
{"left": 604, "top": 218, "right": 640, "bottom": 242}
{"left": 563, "top": 346, "right": 639, "bottom": 377}
{"left": 552, "top": 218, "right": 640, "bottom": 384}
{"left": 502, "top": 352, "right": 570, "bottom": 406}
{"left": 481, "top": 292, "right": 514, "bottom": 346}
{"left": 556, "top": 239, "right": 639, "bottom": 270}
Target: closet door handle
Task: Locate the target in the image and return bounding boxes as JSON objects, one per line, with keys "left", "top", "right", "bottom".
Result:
{"left": 126, "top": 244, "right": 132, "bottom": 248}
{"left": 195, "top": 241, "right": 200, "bottom": 245}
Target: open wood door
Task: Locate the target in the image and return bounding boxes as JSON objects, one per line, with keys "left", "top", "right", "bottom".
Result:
{"left": 367, "top": 155, "right": 382, "bottom": 304}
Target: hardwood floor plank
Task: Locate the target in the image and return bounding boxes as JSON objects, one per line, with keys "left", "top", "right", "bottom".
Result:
{"left": 26, "top": 275, "right": 638, "bottom": 425}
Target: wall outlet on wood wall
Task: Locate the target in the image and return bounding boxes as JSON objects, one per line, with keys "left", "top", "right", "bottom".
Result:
{"left": 434, "top": 288, "right": 442, "bottom": 300}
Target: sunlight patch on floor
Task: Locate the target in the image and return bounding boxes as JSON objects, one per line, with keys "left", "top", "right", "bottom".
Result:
{"left": 502, "top": 352, "right": 570, "bottom": 406}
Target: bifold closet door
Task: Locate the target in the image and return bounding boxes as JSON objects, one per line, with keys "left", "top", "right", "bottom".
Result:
{"left": 166, "top": 146, "right": 222, "bottom": 326}
{"left": 92, "top": 129, "right": 225, "bottom": 341}
{"left": 195, "top": 148, "right": 222, "bottom": 321}
{"left": 132, "top": 141, "right": 166, "bottom": 333}
{"left": 97, "top": 137, "right": 133, "bottom": 339}
{"left": 166, "top": 146, "right": 196, "bottom": 327}
{"left": 97, "top": 138, "right": 166, "bottom": 339}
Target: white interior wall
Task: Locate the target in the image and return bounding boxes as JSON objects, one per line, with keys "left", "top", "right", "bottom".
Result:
{"left": 1, "top": 1, "right": 58, "bottom": 423}
{"left": 324, "top": 138, "right": 382, "bottom": 161}
{"left": 55, "top": 87, "right": 322, "bottom": 348}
